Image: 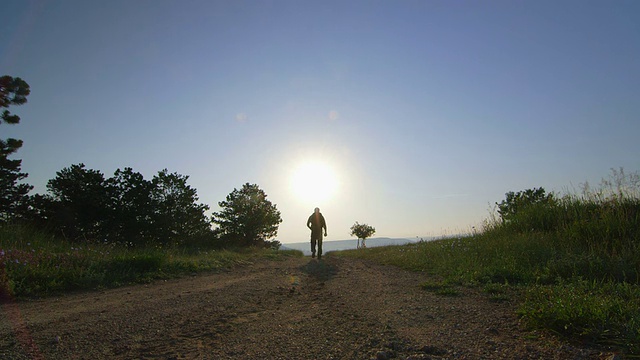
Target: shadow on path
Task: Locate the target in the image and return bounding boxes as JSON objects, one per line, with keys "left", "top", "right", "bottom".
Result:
{"left": 300, "top": 258, "right": 338, "bottom": 282}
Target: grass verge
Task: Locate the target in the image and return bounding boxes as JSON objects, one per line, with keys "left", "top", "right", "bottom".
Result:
{"left": 0, "top": 225, "right": 303, "bottom": 299}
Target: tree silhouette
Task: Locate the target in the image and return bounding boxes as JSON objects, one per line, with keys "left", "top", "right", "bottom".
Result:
{"left": 0, "top": 75, "right": 32, "bottom": 221}
{"left": 46, "top": 164, "right": 110, "bottom": 240}
{"left": 496, "top": 187, "right": 554, "bottom": 222}
{"left": 41, "top": 164, "right": 213, "bottom": 245}
{"left": 350, "top": 222, "right": 375, "bottom": 249}
{"left": 149, "top": 169, "right": 211, "bottom": 245}
{"left": 104, "top": 167, "right": 155, "bottom": 243}
{"left": 212, "top": 183, "right": 282, "bottom": 247}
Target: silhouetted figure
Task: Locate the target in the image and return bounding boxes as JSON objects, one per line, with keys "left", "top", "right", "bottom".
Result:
{"left": 307, "top": 207, "right": 327, "bottom": 259}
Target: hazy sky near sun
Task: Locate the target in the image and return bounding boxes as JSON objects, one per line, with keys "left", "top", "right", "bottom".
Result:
{"left": 2, "top": 0, "right": 639, "bottom": 243}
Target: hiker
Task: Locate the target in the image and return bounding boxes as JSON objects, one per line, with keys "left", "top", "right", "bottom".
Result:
{"left": 307, "top": 207, "right": 327, "bottom": 259}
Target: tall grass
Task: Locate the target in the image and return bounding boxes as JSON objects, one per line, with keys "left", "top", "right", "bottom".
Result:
{"left": 0, "top": 224, "right": 302, "bottom": 299}
{"left": 336, "top": 171, "right": 640, "bottom": 355}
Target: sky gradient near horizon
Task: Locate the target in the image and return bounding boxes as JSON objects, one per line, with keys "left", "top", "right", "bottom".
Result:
{"left": 2, "top": 0, "right": 639, "bottom": 243}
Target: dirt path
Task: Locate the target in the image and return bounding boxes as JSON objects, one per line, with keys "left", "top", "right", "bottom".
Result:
{"left": 1, "top": 256, "right": 603, "bottom": 359}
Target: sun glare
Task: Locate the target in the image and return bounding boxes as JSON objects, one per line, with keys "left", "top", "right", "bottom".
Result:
{"left": 290, "top": 161, "right": 339, "bottom": 204}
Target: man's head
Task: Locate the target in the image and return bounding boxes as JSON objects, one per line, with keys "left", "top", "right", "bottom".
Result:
{"left": 314, "top": 207, "right": 320, "bottom": 214}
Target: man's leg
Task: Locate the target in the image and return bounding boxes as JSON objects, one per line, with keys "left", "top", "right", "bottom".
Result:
{"left": 317, "top": 236, "right": 323, "bottom": 259}
{"left": 310, "top": 237, "right": 317, "bottom": 258}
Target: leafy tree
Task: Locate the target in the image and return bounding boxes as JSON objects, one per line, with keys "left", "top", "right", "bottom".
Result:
{"left": 39, "top": 164, "right": 213, "bottom": 245}
{"left": 149, "top": 169, "right": 211, "bottom": 245}
{"left": 496, "top": 187, "right": 554, "bottom": 222}
{"left": 104, "top": 167, "right": 155, "bottom": 243}
{"left": 46, "top": 164, "right": 110, "bottom": 240}
{"left": 0, "top": 75, "right": 32, "bottom": 221}
{"left": 350, "top": 222, "right": 375, "bottom": 249}
{"left": 212, "top": 183, "right": 282, "bottom": 247}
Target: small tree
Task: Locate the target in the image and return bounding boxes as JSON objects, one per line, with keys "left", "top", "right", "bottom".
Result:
{"left": 496, "top": 187, "right": 554, "bottom": 222}
{"left": 350, "top": 222, "right": 375, "bottom": 249}
{"left": 212, "top": 183, "right": 282, "bottom": 247}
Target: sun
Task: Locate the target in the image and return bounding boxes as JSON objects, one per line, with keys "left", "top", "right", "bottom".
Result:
{"left": 290, "top": 161, "right": 339, "bottom": 204}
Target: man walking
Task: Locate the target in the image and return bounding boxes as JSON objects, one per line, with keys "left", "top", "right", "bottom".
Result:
{"left": 307, "top": 207, "right": 327, "bottom": 259}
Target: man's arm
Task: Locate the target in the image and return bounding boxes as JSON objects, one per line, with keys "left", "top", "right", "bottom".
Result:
{"left": 322, "top": 216, "right": 327, "bottom": 235}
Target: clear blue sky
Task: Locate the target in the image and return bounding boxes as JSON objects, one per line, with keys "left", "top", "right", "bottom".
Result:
{"left": 2, "top": 0, "right": 639, "bottom": 243}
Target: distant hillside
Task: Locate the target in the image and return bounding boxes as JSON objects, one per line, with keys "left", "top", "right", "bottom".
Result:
{"left": 281, "top": 237, "right": 423, "bottom": 256}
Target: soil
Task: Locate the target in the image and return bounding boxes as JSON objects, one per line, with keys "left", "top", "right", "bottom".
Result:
{"left": 0, "top": 255, "right": 609, "bottom": 359}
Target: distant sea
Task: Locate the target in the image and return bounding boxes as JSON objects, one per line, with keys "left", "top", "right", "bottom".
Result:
{"left": 280, "top": 237, "right": 427, "bottom": 256}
